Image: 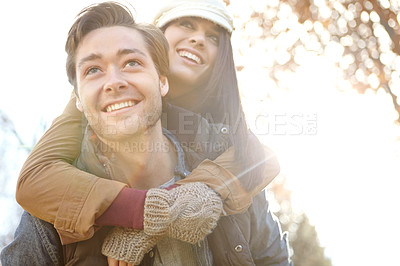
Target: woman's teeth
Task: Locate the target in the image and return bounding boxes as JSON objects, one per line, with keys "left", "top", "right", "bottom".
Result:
{"left": 178, "top": 51, "right": 201, "bottom": 64}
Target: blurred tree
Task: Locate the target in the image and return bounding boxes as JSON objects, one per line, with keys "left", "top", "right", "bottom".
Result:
{"left": 0, "top": 110, "right": 30, "bottom": 152}
{"left": 268, "top": 177, "right": 332, "bottom": 266}
{"left": 0, "top": 110, "right": 24, "bottom": 250}
{"left": 0, "top": 110, "right": 47, "bottom": 151}
{"left": 231, "top": 0, "right": 400, "bottom": 121}
{"left": 0, "top": 110, "right": 47, "bottom": 251}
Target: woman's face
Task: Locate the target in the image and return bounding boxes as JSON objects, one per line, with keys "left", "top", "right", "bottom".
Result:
{"left": 163, "top": 17, "right": 221, "bottom": 97}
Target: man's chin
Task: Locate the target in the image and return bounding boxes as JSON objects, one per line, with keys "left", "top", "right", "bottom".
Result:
{"left": 99, "top": 127, "right": 141, "bottom": 141}
{"left": 90, "top": 108, "right": 161, "bottom": 142}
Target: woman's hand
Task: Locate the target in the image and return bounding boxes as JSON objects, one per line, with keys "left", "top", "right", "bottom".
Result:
{"left": 144, "top": 182, "right": 223, "bottom": 243}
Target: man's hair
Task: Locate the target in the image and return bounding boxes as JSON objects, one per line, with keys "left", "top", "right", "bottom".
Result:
{"left": 65, "top": 1, "right": 169, "bottom": 91}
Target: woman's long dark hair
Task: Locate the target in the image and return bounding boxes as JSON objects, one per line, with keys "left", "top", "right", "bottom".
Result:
{"left": 199, "top": 31, "right": 248, "bottom": 153}
{"left": 162, "top": 25, "right": 268, "bottom": 190}
{"left": 197, "top": 31, "right": 267, "bottom": 190}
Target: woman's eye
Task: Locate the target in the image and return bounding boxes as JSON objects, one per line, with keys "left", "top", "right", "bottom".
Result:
{"left": 208, "top": 34, "right": 219, "bottom": 44}
{"left": 180, "top": 20, "right": 194, "bottom": 29}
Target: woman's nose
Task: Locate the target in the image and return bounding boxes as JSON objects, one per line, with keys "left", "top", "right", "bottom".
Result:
{"left": 188, "top": 33, "right": 205, "bottom": 48}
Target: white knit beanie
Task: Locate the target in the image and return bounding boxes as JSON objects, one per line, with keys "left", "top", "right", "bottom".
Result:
{"left": 153, "top": 0, "right": 234, "bottom": 33}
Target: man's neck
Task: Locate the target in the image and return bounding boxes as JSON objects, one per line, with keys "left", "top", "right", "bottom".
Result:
{"left": 101, "top": 124, "right": 177, "bottom": 190}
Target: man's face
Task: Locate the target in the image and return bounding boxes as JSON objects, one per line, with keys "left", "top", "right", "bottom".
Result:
{"left": 75, "top": 26, "right": 169, "bottom": 142}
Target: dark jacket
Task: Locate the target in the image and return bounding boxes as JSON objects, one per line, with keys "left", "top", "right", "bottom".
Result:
{"left": 64, "top": 106, "right": 291, "bottom": 265}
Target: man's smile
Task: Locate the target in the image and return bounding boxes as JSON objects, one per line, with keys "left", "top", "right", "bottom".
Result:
{"left": 103, "top": 100, "right": 139, "bottom": 113}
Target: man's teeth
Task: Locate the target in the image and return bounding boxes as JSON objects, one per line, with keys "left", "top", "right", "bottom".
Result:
{"left": 179, "top": 51, "right": 201, "bottom": 64}
{"left": 106, "top": 100, "right": 134, "bottom": 112}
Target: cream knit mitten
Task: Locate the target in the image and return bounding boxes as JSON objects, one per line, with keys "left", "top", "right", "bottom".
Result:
{"left": 144, "top": 182, "right": 223, "bottom": 244}
{"left": 101, "top": 227, "right": 161, "bottom": 265}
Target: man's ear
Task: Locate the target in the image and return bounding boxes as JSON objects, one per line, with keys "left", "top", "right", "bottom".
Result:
{"left": 159, "top": 76, "right": 169, "bottom": 97}
{"left": 75, "top": 97, "right": 83, "bottom": 112}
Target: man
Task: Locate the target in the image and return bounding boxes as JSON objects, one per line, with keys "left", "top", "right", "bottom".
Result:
{"left": 1, "top": 2, "right": 291, "bottom": 265}
{"left": 63, "top": 4, "right": 223, "bottom": 264}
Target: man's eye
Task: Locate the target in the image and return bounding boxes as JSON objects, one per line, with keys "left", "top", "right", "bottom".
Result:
{"left": 126, "top": 60, "right": 140, "bottom": 67}
{"left": 86, "top": 67, "right": 100, "bottom": 75}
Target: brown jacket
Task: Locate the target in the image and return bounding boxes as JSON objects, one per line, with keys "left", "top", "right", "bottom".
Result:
{"left": 16, "top": 97, "right": 280, "bottom": 244}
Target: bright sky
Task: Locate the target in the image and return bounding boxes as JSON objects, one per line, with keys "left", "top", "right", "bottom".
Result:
{"left": 1, "top": 1, "right": 400, "bottom": 266}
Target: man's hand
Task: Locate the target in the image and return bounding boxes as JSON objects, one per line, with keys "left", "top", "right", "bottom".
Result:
{"left": 107, "top": 257, "right": 133, "bottom": 266}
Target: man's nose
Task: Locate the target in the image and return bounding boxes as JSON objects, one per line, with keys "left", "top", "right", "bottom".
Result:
{"left": 103, "top": 67, "right": 128, "bottom": 93}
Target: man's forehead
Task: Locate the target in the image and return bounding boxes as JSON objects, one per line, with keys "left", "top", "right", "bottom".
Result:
{"left": 76, "top": 26, "right": 149, "bottom": 61}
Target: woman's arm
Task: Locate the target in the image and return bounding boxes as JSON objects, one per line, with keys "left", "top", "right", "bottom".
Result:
{"left": 177, "top": 142, "right": 279, "bottom": 215}
{"left": 16, "top": 96, "right": 127, "bottom": 244}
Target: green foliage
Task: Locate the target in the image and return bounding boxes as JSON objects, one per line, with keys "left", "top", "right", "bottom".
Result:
{"left": 287, "top": 214, "right": 332, "bottom": 266}
{"left": 268, "top": 177, "right": 332, "bottom": 266}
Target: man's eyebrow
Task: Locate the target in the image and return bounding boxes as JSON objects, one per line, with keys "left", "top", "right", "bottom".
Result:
{"left": 77, "top": 49, "right": 147, "bottom": 69}
{"left": 78, "top": 54, "right": 101, "bottom": 69}
{"left": 118, "top": 48, "right": 147, "bottom": 57}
